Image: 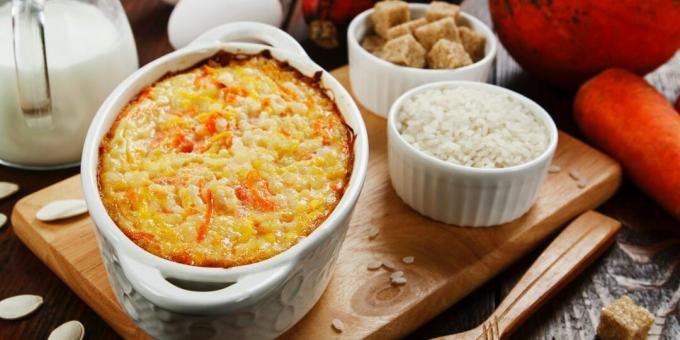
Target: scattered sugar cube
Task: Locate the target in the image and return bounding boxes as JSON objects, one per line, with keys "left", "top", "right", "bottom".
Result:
{"left": 372, "top": 1, "right": 410, "bottom": 38}
{"left": 414, "top": 17, "right": 460, "bottom": 51}
{"left": 386, "top": 18, "right": 428, "bottom": 40}
{"left": 427, "top": 39, "right": 472, "bottom": 69}
{"left": 597, "top": 296, "right": 654, "bottom": 340}
{"left": 425, "top": 1, "right": 460, "bottom": 22}
{"left": 459, "top": 26, "right": 486, "bottom": 61}
{"left": 382, "top": 34, "right": 426, "bottom": 68}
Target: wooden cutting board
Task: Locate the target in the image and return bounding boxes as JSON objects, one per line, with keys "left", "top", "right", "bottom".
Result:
{"left": 12, "top": 66, "right": 622, "bottom": 339}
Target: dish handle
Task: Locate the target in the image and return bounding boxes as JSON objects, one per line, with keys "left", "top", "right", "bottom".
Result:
{"left": 119, "top": 254, "right": 294, "bottom": 314}
{"left": 190, "top": 21, "right": 309, "bottom": 60}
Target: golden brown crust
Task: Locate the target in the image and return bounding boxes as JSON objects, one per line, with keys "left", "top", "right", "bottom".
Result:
{"left": 98, "top": 51, "right": 354, "bottom": 268}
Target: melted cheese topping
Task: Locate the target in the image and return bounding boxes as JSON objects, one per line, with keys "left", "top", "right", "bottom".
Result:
{"left": 98, "top": 53, "right": 353, "bottom": 268}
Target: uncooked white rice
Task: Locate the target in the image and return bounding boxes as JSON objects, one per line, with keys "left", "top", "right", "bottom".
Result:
{"left": 396, "top": 87, "right": 549, "bottom": 168}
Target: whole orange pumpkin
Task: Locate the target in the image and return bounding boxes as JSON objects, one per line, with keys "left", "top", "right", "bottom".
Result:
{"left": 489, "top": 0, "right": 680, "bottom": 88}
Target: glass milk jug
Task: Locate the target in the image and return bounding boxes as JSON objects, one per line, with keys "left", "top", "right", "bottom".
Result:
{"left": 0, "top": 0, "right": 138, "bottom": 169}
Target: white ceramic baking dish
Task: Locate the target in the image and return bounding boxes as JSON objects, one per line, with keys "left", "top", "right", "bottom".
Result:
{"left": 81, "top": 22, "right": 368, "bottom": 339}
{"left": 348, "top": 3, "right": 497, "bottom": 117}
{"left": 388, "top": 81, "right": 558, "bottom": 227}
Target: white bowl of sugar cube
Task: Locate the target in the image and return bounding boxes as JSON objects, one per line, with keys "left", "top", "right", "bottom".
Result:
{"left": 348, "top": 1, "right": 497, "bottom": 117}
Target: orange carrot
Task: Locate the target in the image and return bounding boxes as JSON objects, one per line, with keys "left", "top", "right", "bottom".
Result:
{"left": 223, "top": 134, "right": 233, "bottom": 149}
{"left": 574, "top": 68, "right": 680, "bottom": 221}
{"left": 125, "top": 230, "right": 155, "bottom": 242}
{"left": 234, "top": 171, "right": 277, "bottom": 211}
{"left": 138, "top": 87, "right": 153, "bottom": 101}
{"left": 196, "top": 190, "right": 213, "bottom": 242}
{"left": 204, "top": 114, "right": 218, "bottom": 134}
{"left": 193, "top": 67, "right": 209, "bottom": 88}
{"left": 125, "top": 190, "right": 138, "bottom": 209}
{"left": 171, "top": 133, "right": 194, "bottom": 153}
{"left": 275, "top": 82, "right": 298, "bottom": 100}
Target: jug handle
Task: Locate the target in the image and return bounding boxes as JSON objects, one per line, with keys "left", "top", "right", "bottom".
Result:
{"left": 12, "top": 0, "right": 53, "bottom": 128}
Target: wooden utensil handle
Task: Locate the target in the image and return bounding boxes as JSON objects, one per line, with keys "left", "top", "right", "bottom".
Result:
{"left": 440, "top": 210, "right": 620, "bottom": 340}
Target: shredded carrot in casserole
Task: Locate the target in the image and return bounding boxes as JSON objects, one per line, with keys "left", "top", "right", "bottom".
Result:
{"left": 98, "top": 52, "right": 353, "bottom": 268}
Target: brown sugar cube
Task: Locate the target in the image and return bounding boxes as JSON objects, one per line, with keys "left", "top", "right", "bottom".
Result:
{"left": 414, "top": 17, "right": 460, "bottom": 51}
{"left": 459, "top": 26, "right": 486, "bottom": 61}
{"left": 372, "top": 1, "right": 410, "bottom": 38}
{"left": 361, "top": 34, "right": 386, "bottom": 53}
{"left": 425, "top": 1, "right": 460, "bottom": 22}
{"left": 427, "top": 39, "right": 472, "bottom": 69}
{"left": 381, "top": 34, "right": 426, "bottom": 68}
{"left": 597, "top": 296, "right": 655, "bottom": 340}
{"left": 456, "top": 15, "right": 472, "bottom": 28}
{"left": 386, "top": 18, "right": 428, "bottom": 40}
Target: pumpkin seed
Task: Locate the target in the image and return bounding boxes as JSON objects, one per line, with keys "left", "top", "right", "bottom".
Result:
{"left": 0, "top": 294, "right": 43, "bottom": 320}
{"left": 36, "top": 199, "right": 88, "bottom": 222}
{"left": 48, "top": 320, "right": 84, "bottom": 340}
{"left": 0, "top": 182, "right": 19, "bottom": 200}
{"left": 0, "top": 213, "right": 6, "bottom": 229}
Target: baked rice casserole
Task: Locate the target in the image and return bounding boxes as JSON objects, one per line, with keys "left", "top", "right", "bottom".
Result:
{"left": 98, "top": 52, "right": 354, "bottom": 268}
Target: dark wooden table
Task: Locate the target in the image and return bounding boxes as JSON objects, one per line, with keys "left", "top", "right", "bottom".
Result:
{"left": 1, "top": 1, "right": 678, "bottom": 339}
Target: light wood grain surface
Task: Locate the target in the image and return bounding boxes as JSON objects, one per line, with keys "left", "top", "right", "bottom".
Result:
{"left": 11, "top": 66, "right": 621, "bottom": 339}
{"left": 439, "top": 211, "right": 621, "bottom": 339}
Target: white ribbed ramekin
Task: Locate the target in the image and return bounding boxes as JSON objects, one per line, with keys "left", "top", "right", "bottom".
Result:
{"left": 348, "top": 4, "right": 497, "bottom": 117}
{"left": 387, "top": 81, "right": 558, "bottom": 227}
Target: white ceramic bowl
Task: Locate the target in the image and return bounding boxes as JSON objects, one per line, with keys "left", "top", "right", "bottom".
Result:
{"left": 387, "top": 81, "right": 558, "bottom": 227}
{"left": 81, "top": 22, "right": 368, "bottom": 339}
{"left": 348, "top": 3, "right": 497, "bottom": 117}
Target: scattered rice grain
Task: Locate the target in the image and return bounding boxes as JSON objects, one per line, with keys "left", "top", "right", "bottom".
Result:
{"left": 569, "top": 170, "right": 581, "bottom": 180}
{"left": 367, "top": 227, "right": 379, "bottom": 240}
{"left": 367, "top": 260, "right": 382, "bottom": 271}
{"left": 331, "top": 318, "right": 344, "bottom": 333}
{"left": 381, "top": 261, "right": 396, "bottom": 271}
{"left": 548, "top": 165, "right": 561, "bottom": 173}
{"left": 577, "top": 178, "right": 588, "bottom": 189}
{"left": 391, "top": 276, "right": 407, "bottom": 286}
